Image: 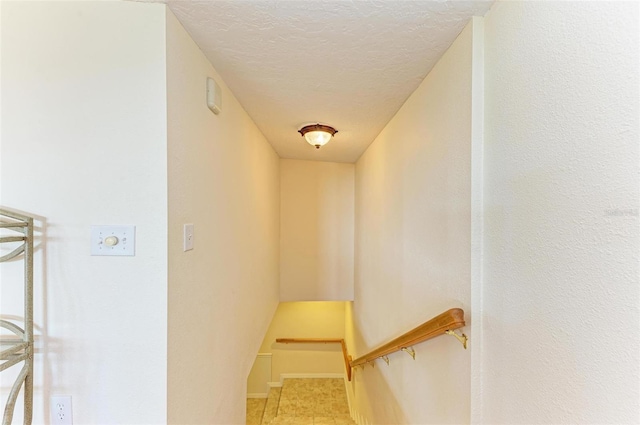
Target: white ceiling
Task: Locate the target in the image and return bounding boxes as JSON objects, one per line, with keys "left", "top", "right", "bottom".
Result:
{"left": 154, "top": 0, "right": 494, "bottom": 163}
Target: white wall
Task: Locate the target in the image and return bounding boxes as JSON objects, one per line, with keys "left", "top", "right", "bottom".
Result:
{"left": 247, "top": 353, "right": 272, "bottom": 397}
{"left": 258, "top": 302, "right": 347, "bottom": 381}
{"left": 481, "top": 2, "right": 640, "bottom": 423}
{"left": 0, "top": 2, "right": 167, "bottom": 423}
{"left": 346, "top": 21, "right": 476, "bottom": 424}
{"left": 166, "top": 10, "right": 281, "bottom": 425}
{"left": 280, "top": 159, "right": 354, "bottom": 301}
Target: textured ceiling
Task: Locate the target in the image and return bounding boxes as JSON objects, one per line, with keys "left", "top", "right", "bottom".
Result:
{"left": 156, "top": 0, "right": 494, "bottom": 162}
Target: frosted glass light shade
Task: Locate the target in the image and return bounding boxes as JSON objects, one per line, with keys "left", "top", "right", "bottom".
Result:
{"left": 304, "top": 130, "right": 332, "bottom": 148}
{"left": 298, "top": 124, "right": 338, "bottom": 149}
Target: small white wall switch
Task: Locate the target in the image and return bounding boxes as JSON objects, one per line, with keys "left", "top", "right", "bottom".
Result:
{"left": 207, "top": 77, "right": 222, "bottom": 114}
{"left": 51, "top": 395, "right": 73, "bottom": 425}
{"left": 91, "top": 225, "right": 135, "bottom": 256}
{"left": 183, "top": 223, "right": 194, "bottom": 251}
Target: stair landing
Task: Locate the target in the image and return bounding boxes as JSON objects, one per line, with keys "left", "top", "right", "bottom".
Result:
{"left": 247, "top": 378, "right": 356, "bottom": 425}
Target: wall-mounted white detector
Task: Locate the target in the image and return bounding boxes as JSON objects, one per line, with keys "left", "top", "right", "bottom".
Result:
{"left": 207, "top": 77, "right": 222, "bottom": 115}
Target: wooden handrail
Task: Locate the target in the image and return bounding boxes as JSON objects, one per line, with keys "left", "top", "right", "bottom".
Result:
{"left": 275, "top": 308, "right": 465, "bottom": 382}
{"left": 275, "top": 338, "right": 352, "bottom": 381}
{"left": 349, "top": 308, "right": 466, "bottom": 368}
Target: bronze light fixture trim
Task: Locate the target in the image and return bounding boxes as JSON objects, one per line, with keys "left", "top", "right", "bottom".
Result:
{"left": 298, "top": 123, "right": 338, "bottom": 149}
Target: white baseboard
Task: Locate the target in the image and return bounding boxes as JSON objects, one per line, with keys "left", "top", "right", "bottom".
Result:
{"left": 247, "top": 393, "right": 268, "bottom": 399}
{"left": 280, "top": 372, "right": 344, "bottom": 380}
{"left": 268, "top": 372, "right": 348, "bottom": 388}
{"left": 269, "top": 372, "right": 344, "bottom": 387}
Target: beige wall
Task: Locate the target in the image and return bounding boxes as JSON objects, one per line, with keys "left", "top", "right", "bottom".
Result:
{"left": 280, "top": 159, "right": 354, "bottom": 301}
{"left": 260, "top": 302, "right": 347, "bottom": 381}
{"left": 0, "top": 2, "right": 168, "bottom": 423}
{"left": 166, "top": 10, "right": 281, "bottom": 425}
{"left": 247, "top": 354, "right": 272, "bottom": 396}
{"left": 0, "top": 3, "right": 281, "bottom": 424}
{"left": 481, "top": 2, "right": 639, "bottom": 423}
{"left": 346, "top": 20, "right": 476, "bottom": 425}
{"left": 348, "top": 3, "right": 640, "bottom": 424}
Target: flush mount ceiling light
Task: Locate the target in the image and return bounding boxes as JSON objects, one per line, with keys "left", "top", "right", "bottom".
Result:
{"left": 298, "top": 124, "right": 338, "bottom": 149}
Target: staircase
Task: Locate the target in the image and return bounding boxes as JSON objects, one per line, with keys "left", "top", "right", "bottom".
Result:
{"left": 247, "top": 378, "right": 356, "bottom": 425}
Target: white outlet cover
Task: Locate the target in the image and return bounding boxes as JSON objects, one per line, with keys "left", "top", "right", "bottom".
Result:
{"left": 184, "top": 223, "right": 194, "bottom": 251}
{"left": 91, "top": 225, "right": 135, "bottom": 256}
{"left": 51, "top": 395, "right": 73, "bottom": 425}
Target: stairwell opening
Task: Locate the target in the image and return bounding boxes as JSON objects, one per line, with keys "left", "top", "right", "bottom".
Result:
{"left": 246, "top": 301, "right": 354, "bottom": 425}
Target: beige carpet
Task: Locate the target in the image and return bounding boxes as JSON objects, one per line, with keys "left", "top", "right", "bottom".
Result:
{"left": 247, "top": 378, "right": 355, "bottom": 425}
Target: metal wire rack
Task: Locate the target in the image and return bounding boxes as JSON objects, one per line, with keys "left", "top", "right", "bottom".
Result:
{"left": 0, "top": 209, "right": 34, "bottom": 425}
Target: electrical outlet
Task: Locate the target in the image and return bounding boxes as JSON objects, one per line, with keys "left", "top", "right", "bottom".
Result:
{"left": 51, "top": 396, "right": 73, "bottom": 425}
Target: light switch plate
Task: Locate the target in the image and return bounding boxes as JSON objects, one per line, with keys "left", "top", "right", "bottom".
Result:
{"left": 91, "top": 225, "right": 135, "bottom": 256}
{"left": 184, "top": 224, "right": 194, "bottom": 251}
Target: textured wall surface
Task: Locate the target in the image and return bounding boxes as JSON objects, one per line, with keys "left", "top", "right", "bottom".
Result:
{"left": 280, "top": 159, "right": 354, "bottom": 301}
{"left": 247, "top": 354, "right": 272, "bottom": 396}
{"left": 482, "top": 2, "right": 640, "bottom": 423}
{"left": 259, "top": 302, "right": 347, "bottom": 381}
{"left": 346, "top": 21, "right": 475, "bottom": 425}
{"left": 0, "top": 2, "right": 168, "bottom": 423}
{"left": 166, "top": 10, "right": 281, "bottom": 425}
